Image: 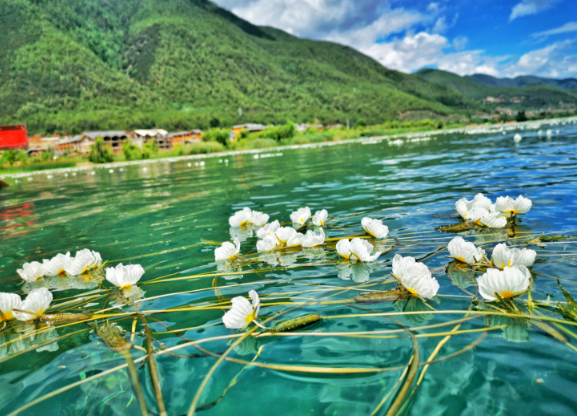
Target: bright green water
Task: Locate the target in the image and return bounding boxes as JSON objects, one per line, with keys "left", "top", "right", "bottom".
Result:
{"left": 1, "top": 124, "right": 577, "bottom": 415}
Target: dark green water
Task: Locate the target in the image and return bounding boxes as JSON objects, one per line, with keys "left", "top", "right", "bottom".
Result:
{"left": 1, "top": 122, "right": 577, "bottom": 415}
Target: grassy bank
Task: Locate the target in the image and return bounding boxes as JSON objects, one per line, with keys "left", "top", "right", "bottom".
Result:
{"left": 0, "top": 119, "right": 507, "bottom": 175}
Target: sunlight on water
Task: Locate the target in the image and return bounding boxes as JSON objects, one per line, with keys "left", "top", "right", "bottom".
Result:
{"left": 1, "top": 120, "right": 577, "bottom": 415}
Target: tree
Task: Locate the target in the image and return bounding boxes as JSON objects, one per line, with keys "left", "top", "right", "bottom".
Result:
{"left": 515, "top": 110, "right": 528, "bottom": 122}
{"left": 1, "top": 150, "right": 16, "bottom": 166}
{"left": 89, "top": 137, "right": 114, "bottom": 163}
{"left": 122, "top": 139, "right": 142, "bottom": 160}
{"left": 141, "top": 139, "right": 158, "bottom": 159}
{"left": 356, "top": 118, "right": 367, "bottom": 128}
{"left": 209, "top": 117, "right": 221, "bottom": 128}
{"left": 15, "top": 149, "right": 29, "bottom": 165}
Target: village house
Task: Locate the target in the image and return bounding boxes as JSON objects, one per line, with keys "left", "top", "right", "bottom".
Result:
{"left": 133, "top": 129, "right": 168, "bottom": 148}
{"left": 27, "top": 136, "right": 60, "bottom": 156}
{"left": 165, "top": 130, "right": 203, "bottom": 149}
{"left": 232, "top": 123, "right": 268, "bottom": 139}
{"left": 53, "top": 131, "right": 130, "bottom": 155}
{"left": 0, "top": 125, "right": 28, "bottom": 150}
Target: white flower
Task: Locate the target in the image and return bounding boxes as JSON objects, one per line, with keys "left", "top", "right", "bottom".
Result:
{"left": 391, "top": 255, "right": 439, "bottom": 299}
{"left": 491, "top": 243, "right": 536, "bottom": 269}
{"left": 361, "top": 217, "right": 389, "bottom": 239}
{"left": 455, "top": 193, "right": 492, "bottom": 220}
{"left": 257, "top": 235, "right": 278, "bottom": 252}
{"left": 478, "top": 212, "right": 508, "bottom": 228}
{"left": 313, "top": 209, "right": 328, "bottom": 226}
{"left": 287, "top": 232, "right": 305, "bottom": 247}
{"left": 13, "top": 288, "right": 53, "bottom": 321}
{"left": 477, "top": 266, "right": 531, "bottom": 301}
{"left": 447, "top": 237, "right": 485, "bottom": 265}
{"left": 106, "top": 263, "right": 145, "bottom": 289}
{"left": 495, "top": 196, "right": 532, "bottom": 217}
{"left": 250, "top": 211, "right": 269, "bottom": 227}
{"left": 222, "top": 290, "right": 260, "bottom": 329}
{"left": 256, "top": 220, "right": 280, "bottom": 239}
{"left": 274, "top": 227, "right": 298, "bottom": 245}
{"left": 336, "top": 238, "right": 381, "bottom": 262}
{"left": 229, "top": 207, "right": 252, "bottom": 227}
{"left": 290, "top": 207, "right": 311, "bottom": 226}
{"left": 42, "top": 252, "right": 73, "bottom": 276}
{"left": 0, "top": 293, "right": 22, "bottom": 322}
{"left": 215, "top": 238, "right": 241, "bottom": 262}
{"left": 17, "top": 262, "right": 46, "bottom": 282}
{"left": 65, "top": 249, "right": 102, "bottom": 276}
{"left": 230, "top": 226, "right": 254, "bottom": 242}
{"left": 301, "top": 228, "right": 325, "bottom": 248}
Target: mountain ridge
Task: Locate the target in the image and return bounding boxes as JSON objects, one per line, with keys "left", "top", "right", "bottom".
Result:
{"left": 466, "top": 73, "right": 577, "bottom": 90}
{"left": 0, "top": 0, "right": 471, "bottom": 135}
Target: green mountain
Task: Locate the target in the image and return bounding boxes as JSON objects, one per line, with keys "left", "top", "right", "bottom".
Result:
{"left": 416, "top": 69, "right": 577, "bottom": 109}
{"left": 0, "top": 0, "right": 472, "bottom": 135}
{"left": 466, "top": 74, "right": 577, "bottom": 90}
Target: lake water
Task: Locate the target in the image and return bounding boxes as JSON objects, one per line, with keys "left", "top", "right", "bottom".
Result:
{"left": 1, "top": 121, "right": 577, "bottom": 415}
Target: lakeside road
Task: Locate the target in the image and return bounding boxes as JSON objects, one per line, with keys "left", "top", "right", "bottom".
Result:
{"left": 1, "top": 117, "right": 575, "bottom": 181}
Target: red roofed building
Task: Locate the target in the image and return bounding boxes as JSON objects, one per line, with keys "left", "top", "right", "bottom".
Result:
{"left": 0, "top": 125, "right": 28, "bottom": 150}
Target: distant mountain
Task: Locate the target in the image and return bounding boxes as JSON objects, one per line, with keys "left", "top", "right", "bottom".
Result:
{"left": 0, "top": 0, "right": 471, "bottom": 135}
{"left": 466, "top": 74, "right": 577, "bottom": 90}
{"left": 416, "top": 69, "right": 577, "bottom": 108}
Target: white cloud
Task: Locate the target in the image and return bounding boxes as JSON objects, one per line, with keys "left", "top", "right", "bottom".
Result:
{"left": 325, "top": 9, "right": 424, "bottom": 48}
{"left": 359, "top": 32, "right": 502, "bottom": 76}
{"left": 532, "top": 21, "right": 577, "bottom": 39}
{"left": 503, "top": 40, "right": 577, "bottom": 78}
{"left": 452, "top": 35, "right": 468, "bottom": 51}
{"left": 213, "top": 0, "right": 577, "bottom": 79}
{"left": 510, "top": 0, "right": 558, "bottom": 21}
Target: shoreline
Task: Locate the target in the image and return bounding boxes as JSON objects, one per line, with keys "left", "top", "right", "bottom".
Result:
{"left": 1, "top": 116, "right": 575, "bottom": 181}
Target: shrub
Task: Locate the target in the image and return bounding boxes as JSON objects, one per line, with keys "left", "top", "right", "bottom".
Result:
{"left": 249, "top": 138, "right": 277, "bottom": 149}
{"left": 122, "top": 140, "right": 142, "bottom": 160}
{"left": 437, "top": 120, "right": 445, "bottom": 129}
{"left": 141, "top": 139, "right": 159, "bottom": 159}
{"left": 1, "top": 150, "right": 16, "bottom": 166}
{"left": 202, "top": 129, "right": 229, "bottom": 147}
{"left": 363, "top": 129, "right": 387, "bottom": 137}
{"left": 185, "top": 141, "right": 225, "bottom": 155}
{"left": 356, "top": 118, "right": 367, "bottom": 128}
{"left": 88, "top": 137, "right": 114, "bottom": 163}
{"left": 256, "top": 122, "right": 295, "bottom": 141}
{"left": 41, "top": 148, "right": 55, "bottom": 162}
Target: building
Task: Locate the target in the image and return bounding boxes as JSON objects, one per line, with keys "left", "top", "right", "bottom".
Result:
{"left": 0, "top": 125, "right": 28, "bottom": 151}
{"left": 232, "top": 124, "right": 268, "bottom": 139}
{"left": 68, "top": 131, "right": 131, "bottom": 154}
{"left": 27, "top": 136, "right": 60, "bottom": 156}
{"left": 133, "top": 129, "right": 168, "bottom": 148}
{"left": 165, "top": 130, "right": 203, "bottom": 149}
{"left": 55, "top": 135, "right": 96, "bottom": 154}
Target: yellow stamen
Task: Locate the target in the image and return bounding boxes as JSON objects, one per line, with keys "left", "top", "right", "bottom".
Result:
{"left": 456, "top": 256, "right": 466, "bottom": 263}
{"left": 508, "top": 260, "right": 512, "bottom": 268}
{"left": 245, "top": 311, "right": 256, "bottom": 324}
{"left": 0, "top": 312, "right": 14, "bottom": 322}
{"left": 406, "top": 288, "right": 418, "bottom": 296}
{"left": 500, "top": 291, "right": 515, "bottom": 298}
{"left": 122, "top": 284, "right": 132, "bottom": 290}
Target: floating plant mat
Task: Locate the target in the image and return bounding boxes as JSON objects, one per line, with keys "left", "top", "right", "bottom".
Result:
{"left": 1, "top": 120, "right": 577, "bottom": 415}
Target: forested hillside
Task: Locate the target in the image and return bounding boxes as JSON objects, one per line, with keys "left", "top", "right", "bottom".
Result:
{"left": 417, "top": 69, "right": 577, "bottom": 109}
{"left": 0, "top": 0, "right": 471, "bottom": 135}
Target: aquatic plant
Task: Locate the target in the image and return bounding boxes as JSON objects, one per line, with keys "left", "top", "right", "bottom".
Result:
{"left": 222, "top": 290, "right": 261, "bottom": 330}
{"left": 447, "top": 237, "right": 485, "bottom": 265}
{"left": 361, "top": 217, "right": 389, "bottom": 239}
{"left": 477, "top": 266, "right": 531, "bottom": 301}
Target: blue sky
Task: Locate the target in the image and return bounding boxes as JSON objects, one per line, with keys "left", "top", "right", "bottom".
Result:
{"left": 212, "top": 0, "right": 577, "bottom": 78}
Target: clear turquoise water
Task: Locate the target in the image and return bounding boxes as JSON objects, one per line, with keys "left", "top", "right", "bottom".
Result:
{"left": 1, "top": 123, "right": 577, "bottom": 415}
